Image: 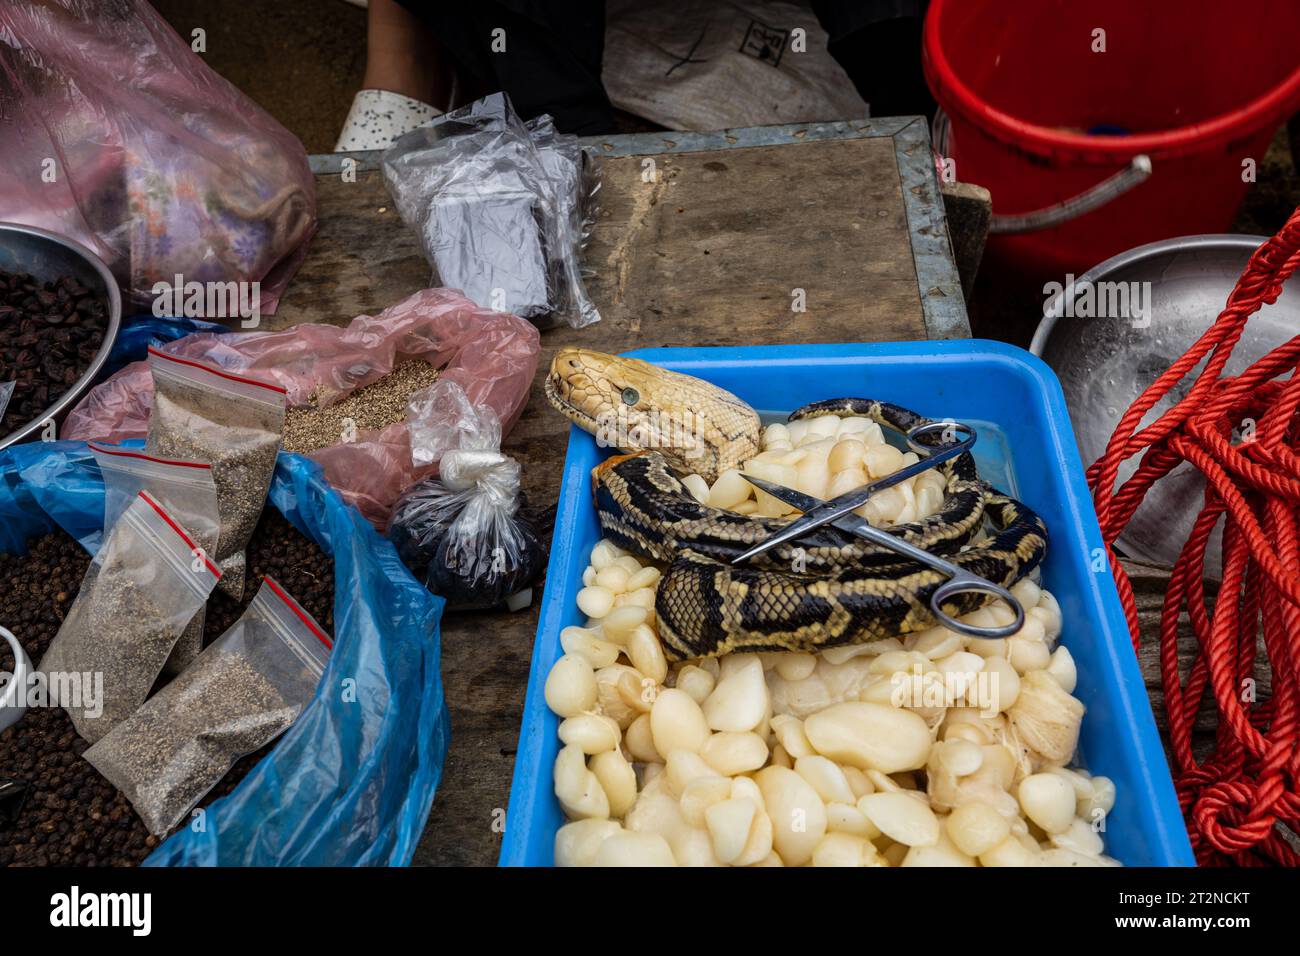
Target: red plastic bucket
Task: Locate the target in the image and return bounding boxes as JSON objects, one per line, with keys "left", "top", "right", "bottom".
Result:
{"left": 923, "top": 0, "right": 1300, "bottom": 279}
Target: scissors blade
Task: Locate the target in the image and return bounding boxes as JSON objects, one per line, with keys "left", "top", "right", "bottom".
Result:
{"left": 741, "top": 474, "right": 895, "bottom": 549}
{"left": 731, "top": 422, "right": 976, "bottom": 565}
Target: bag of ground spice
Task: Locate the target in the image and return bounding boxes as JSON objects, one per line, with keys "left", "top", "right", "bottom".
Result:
{"left": 38, "top": 491, "right": 223, "bottom": 743}
{"left": 89, "top": 443, "right": 220, "bottom": 675}
{"left": 83, "top": 576, "right": 331, "bottom": 836}
{"left": 144, "top": 347, "right": 286, "bottom": 599}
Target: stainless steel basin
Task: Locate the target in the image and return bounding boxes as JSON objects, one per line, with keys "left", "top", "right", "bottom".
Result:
{"left": 1031, "top": 234, "right": 1300, "bottom": 576}
{"left": 0, "top": 221, "right": 122, "bottom": 449}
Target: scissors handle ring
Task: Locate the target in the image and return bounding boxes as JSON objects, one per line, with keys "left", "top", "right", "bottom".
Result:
{"left": 906, "top": 420, "right": 975, "bottom": 457}
{"left": 929, "top": 571, "right": 1025, "bottom": 639}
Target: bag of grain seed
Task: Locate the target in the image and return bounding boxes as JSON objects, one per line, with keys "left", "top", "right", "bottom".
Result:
{"left": 144, "top": 348, "right": 286, "bottom": 599}
{"left": 83, "top": 575, "right": 331, "bottom": 836}
{"left": 63, "top": 288, "right": 540, "bottom": 528}
{"left": 38, "top": 490, "right": 223, "bottom": 743}
{"left": 89, "top": 443, "right": 220, "bottom": 674}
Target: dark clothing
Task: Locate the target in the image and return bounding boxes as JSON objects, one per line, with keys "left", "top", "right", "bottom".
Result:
{"left": 403, "top": 0, "right": 933, "bottom": 134}
{"left": 398, "top": 1, "right": 615, "bottom": 134}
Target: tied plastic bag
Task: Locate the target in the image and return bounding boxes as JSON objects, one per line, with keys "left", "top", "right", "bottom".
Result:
{"left": 0, "top": 382, "right": 12, "bottom": 422}
{"left": 389, "top": 447, "right": 546, "bottom": 611}
{"left": 382, "top": 93, "right": 600, "bottom": 330}
{"left": 145, "top": 348, "right": 287, "bottom": 598}
{"left": 84, "top": 576, "right": 331, "bottom": 836}
{"left": 63, "top": 288, "right": 540, "bottom": 527}
{"left": 0, "top": 0, "right": 316, "bottom": 313}
{"left": 38, "top": 491, "right": 223, "bottom": 743}
{"left": 89, "top": 443, "right": 220, "bottom": 674}
{"left": 1, "top": 442, "right": 448, "bottom": 866}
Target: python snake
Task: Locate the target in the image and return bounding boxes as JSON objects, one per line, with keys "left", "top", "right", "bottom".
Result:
{"left": 546, "top": 350, "right": 1048, "bottom": 660}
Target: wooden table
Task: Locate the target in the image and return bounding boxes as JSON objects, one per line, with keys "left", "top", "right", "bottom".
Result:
{"left": 283, "top": 117, "right": 966, "bottom": 866}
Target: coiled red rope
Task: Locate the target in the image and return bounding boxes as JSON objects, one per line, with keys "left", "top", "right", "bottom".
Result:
{"left": 1087, "top": 206, "right": 1300, "bottom": 866}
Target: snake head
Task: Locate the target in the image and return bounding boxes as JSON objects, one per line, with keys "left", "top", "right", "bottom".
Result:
{"left": 545, "top": 347, "right": 761, "bottom": 483}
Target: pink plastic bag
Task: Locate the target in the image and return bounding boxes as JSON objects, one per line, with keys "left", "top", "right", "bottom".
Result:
{"left": 64, "top": 289, "right": 542, "bottom": 526}
{"left": 0, "top": 0, "right": 316, "bottom": 313}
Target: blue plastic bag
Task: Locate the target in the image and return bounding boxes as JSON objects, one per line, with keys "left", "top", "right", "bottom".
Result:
{"left": 0, "top": 440, "right": 449, "bottom": 866}
{"left": 102, "top": 314, "right": 232, "bottom": 380}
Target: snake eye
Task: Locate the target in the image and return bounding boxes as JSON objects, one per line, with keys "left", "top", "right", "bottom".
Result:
{"left": 621, "top": 387, "right": 640, "bottom": 406}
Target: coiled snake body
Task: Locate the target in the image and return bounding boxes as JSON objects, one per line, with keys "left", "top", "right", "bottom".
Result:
{"left": 547, "top": 351, "right": 1048, "bottom": 660}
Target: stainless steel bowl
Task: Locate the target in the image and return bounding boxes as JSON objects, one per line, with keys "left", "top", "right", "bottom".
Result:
{"left": 0, "top": 221, "right": 122, "bottom": 450}
{"left": 1031, "top": 234, "right": 1300, "bottom": 576}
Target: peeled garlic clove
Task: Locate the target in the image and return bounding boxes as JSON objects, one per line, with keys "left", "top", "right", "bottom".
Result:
{"left": 594, "top": 831, "right": 676, "bottom": 866}
{"left": 864, "top": 444, "right": 905, "bottom": 478}
{"left": 594, "top": 565, "right": 630, "bottom": 593}
{"left": 595, "top": 664, "right": 642, "bottom": 727}
{"left": 679, "top": 775, "right": 733, "bottom": 828}
{"left": 945, "top": 801, "right": 1010, "bottom": 857}
{"left": 705, "top": 797, "right": 757, "bottom": 864}
{"left": 626, "top": 566, "right": 661, "bottom": 591}
{"left": 701, "top": 732, "right": 769, "bottom": 776}
{"left": 1078, "top": 775, "right": 1116, "bottom": 822}
{"left": 600, "top": 606, "right": 648, "bottom": 643}
{"left": 936, "top": 739, "right": 983, "bottom": 777}
{"left": 554, "top": 744, "right": 610, "bottom": 819}
{"left": 857, "top": 792, "right": 940, "bottom": 847}
{"left": 794, "top": 755, "right": 857, "bottom": 805}
{"left": 899, "top": 830, "right": 976, "bottom": 867}
{"left": 1046, "top": 645, "right": 1078, "bottom": 693}
{"left": 651, "top": 688, "right": 712, "bottom": 756}
{"left": 982, "top": 656, "right": 1021, "bottom": 713}
{"left": 591, "top": 749, "right": 638, "bottom": 818}
{"left": 624, "top": 713, "right": 661, "bottom": 763}
{"left": 774, "top": 652, "right": 817, "bottom": 682}
{"left": 555, "top": 818, "right": 623, "bottom": 867}
{"left": 842, "top": 766, "right": 874, "bottom": 798}
{"left": 803, "top": 702, "right": 932, "bottom": 772}
{"left": 812, "top": 832, "right": 877, "bottom": 867}
{"left": 827, "top": 439, "right": 866, "bottom": 473}
{"left": 769, "top": 714, "right": 815, "bottom": 760}
{"left": 701, "top": 656, "right": 769, "bottom": 732}
{"left": 665, "top": 749, "right": 723, "bottom": 797}
{"left": 1018, "top": 772, "right": 1077, "bottom": 834}
{"left": 825, "top": 801, "right": 878, "bottom": 838}
{"left": 1009, "top": 635, "right": 1052, "bottom": 673}
{"left": 827, "top": 468, "right": 868, "bottom": 498}
{"left": 576, "top": 585, "right": 616, "bottom": 619}
{"left": 627, "top": 623, "right": 668, "bottom": 684}
{"left": 557, "top": 713, "right": 621, "bottom": 754}
{"left": 1050, "top": 817, "right": 1105, "bottom": 856}
{"left": 676, "top": 664, "right": 716, "bottom": 704}
{"left": 979, "top": 835, "right": 1040, "bottom": 867}
{"left": 755, "top": 766, "right": 828, "bottom": 867}
{"left": 560, "top": 626, "right": 622, "bottom": 669}
{"left": 589, "top": 541, "right": 619, "bottom": 571}
{"left": 732, "top": 806, "right": 775, "bottom": 867}
{"left": 544, "top": 654, "right": 598, "bottom": 718}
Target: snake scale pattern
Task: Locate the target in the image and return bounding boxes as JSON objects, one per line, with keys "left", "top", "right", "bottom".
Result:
{"left": 547, "top": 350, "right": 1049, "bottom": 660}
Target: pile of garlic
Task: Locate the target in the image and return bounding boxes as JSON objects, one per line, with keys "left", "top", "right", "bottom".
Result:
{"left": 545, "top": 541, "right": 1119, "bottom": 867}
{"left": 681, "top": 416, "right": 947, "bottom": 526}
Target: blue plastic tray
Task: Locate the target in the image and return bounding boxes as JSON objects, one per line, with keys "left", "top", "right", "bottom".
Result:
{"left": 501, "top": 340, "right": 1194, "bottom": 867}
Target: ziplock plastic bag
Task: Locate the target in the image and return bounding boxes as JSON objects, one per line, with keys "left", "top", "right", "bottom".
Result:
{"left": 146, "top": 348, "right": 287, "bottom": 598}
{"left": 389, "top": 447, "right": 547, "bottom": 611}
{"left": 85, "top": 576, "right": 331, "bottom": 836}
{"left": 0, "top": 0, "right": 316, "bottom": 313}
{"left": 90, "top": 442, "right": 220, "bottom": 673}
{"left": 383, "top": 93, "right": 600, "bottom": 330}
{"left": 0, "top": 440, "right": 448, "bottom": 865}
{"left": 39, "top": 490, "right": 223, "bottom": 743}
{"left": 63, "top": 288, "right": 540, "bottom": 526}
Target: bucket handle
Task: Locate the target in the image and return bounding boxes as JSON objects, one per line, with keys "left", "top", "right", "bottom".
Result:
{"left": 990, "top": 155, "right": 1152, "bottom": 234}
{"left": 932, "top": 109, "right": 1153, "bottom": 234}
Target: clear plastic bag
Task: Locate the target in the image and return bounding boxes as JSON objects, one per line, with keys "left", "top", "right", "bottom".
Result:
{"left": 0, "top": 382, "right": 13, "bottom": 422}
{"left": 382, "top": 93, "right": 600, "bottom": 330}
{"left": 62, "top": 288, "right": 540, "bottom": 527}
{"left": 38, "top": 491, "right": 223, "bottom": 743}
{"left": 389, "top": 448, "right": 547, "bottom": 611}
{"left": 89, "top": 443, "right": 220, "bottom": 674}
{"left": 145, "top": 348, "right": 287, "bottom": 598}
{"left": 0, "top": 0, "right": 316, "bottom": 313}
{"left": 83, "top": 576, "right": 331, "bottom": 836}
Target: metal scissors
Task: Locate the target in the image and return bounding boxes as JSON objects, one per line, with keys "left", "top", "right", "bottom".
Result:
{"left": 733, "top": 422, "right": 1024, "bottom": 639}
{"left": 731, "top": 421, "right": 977, "bottom": 566}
